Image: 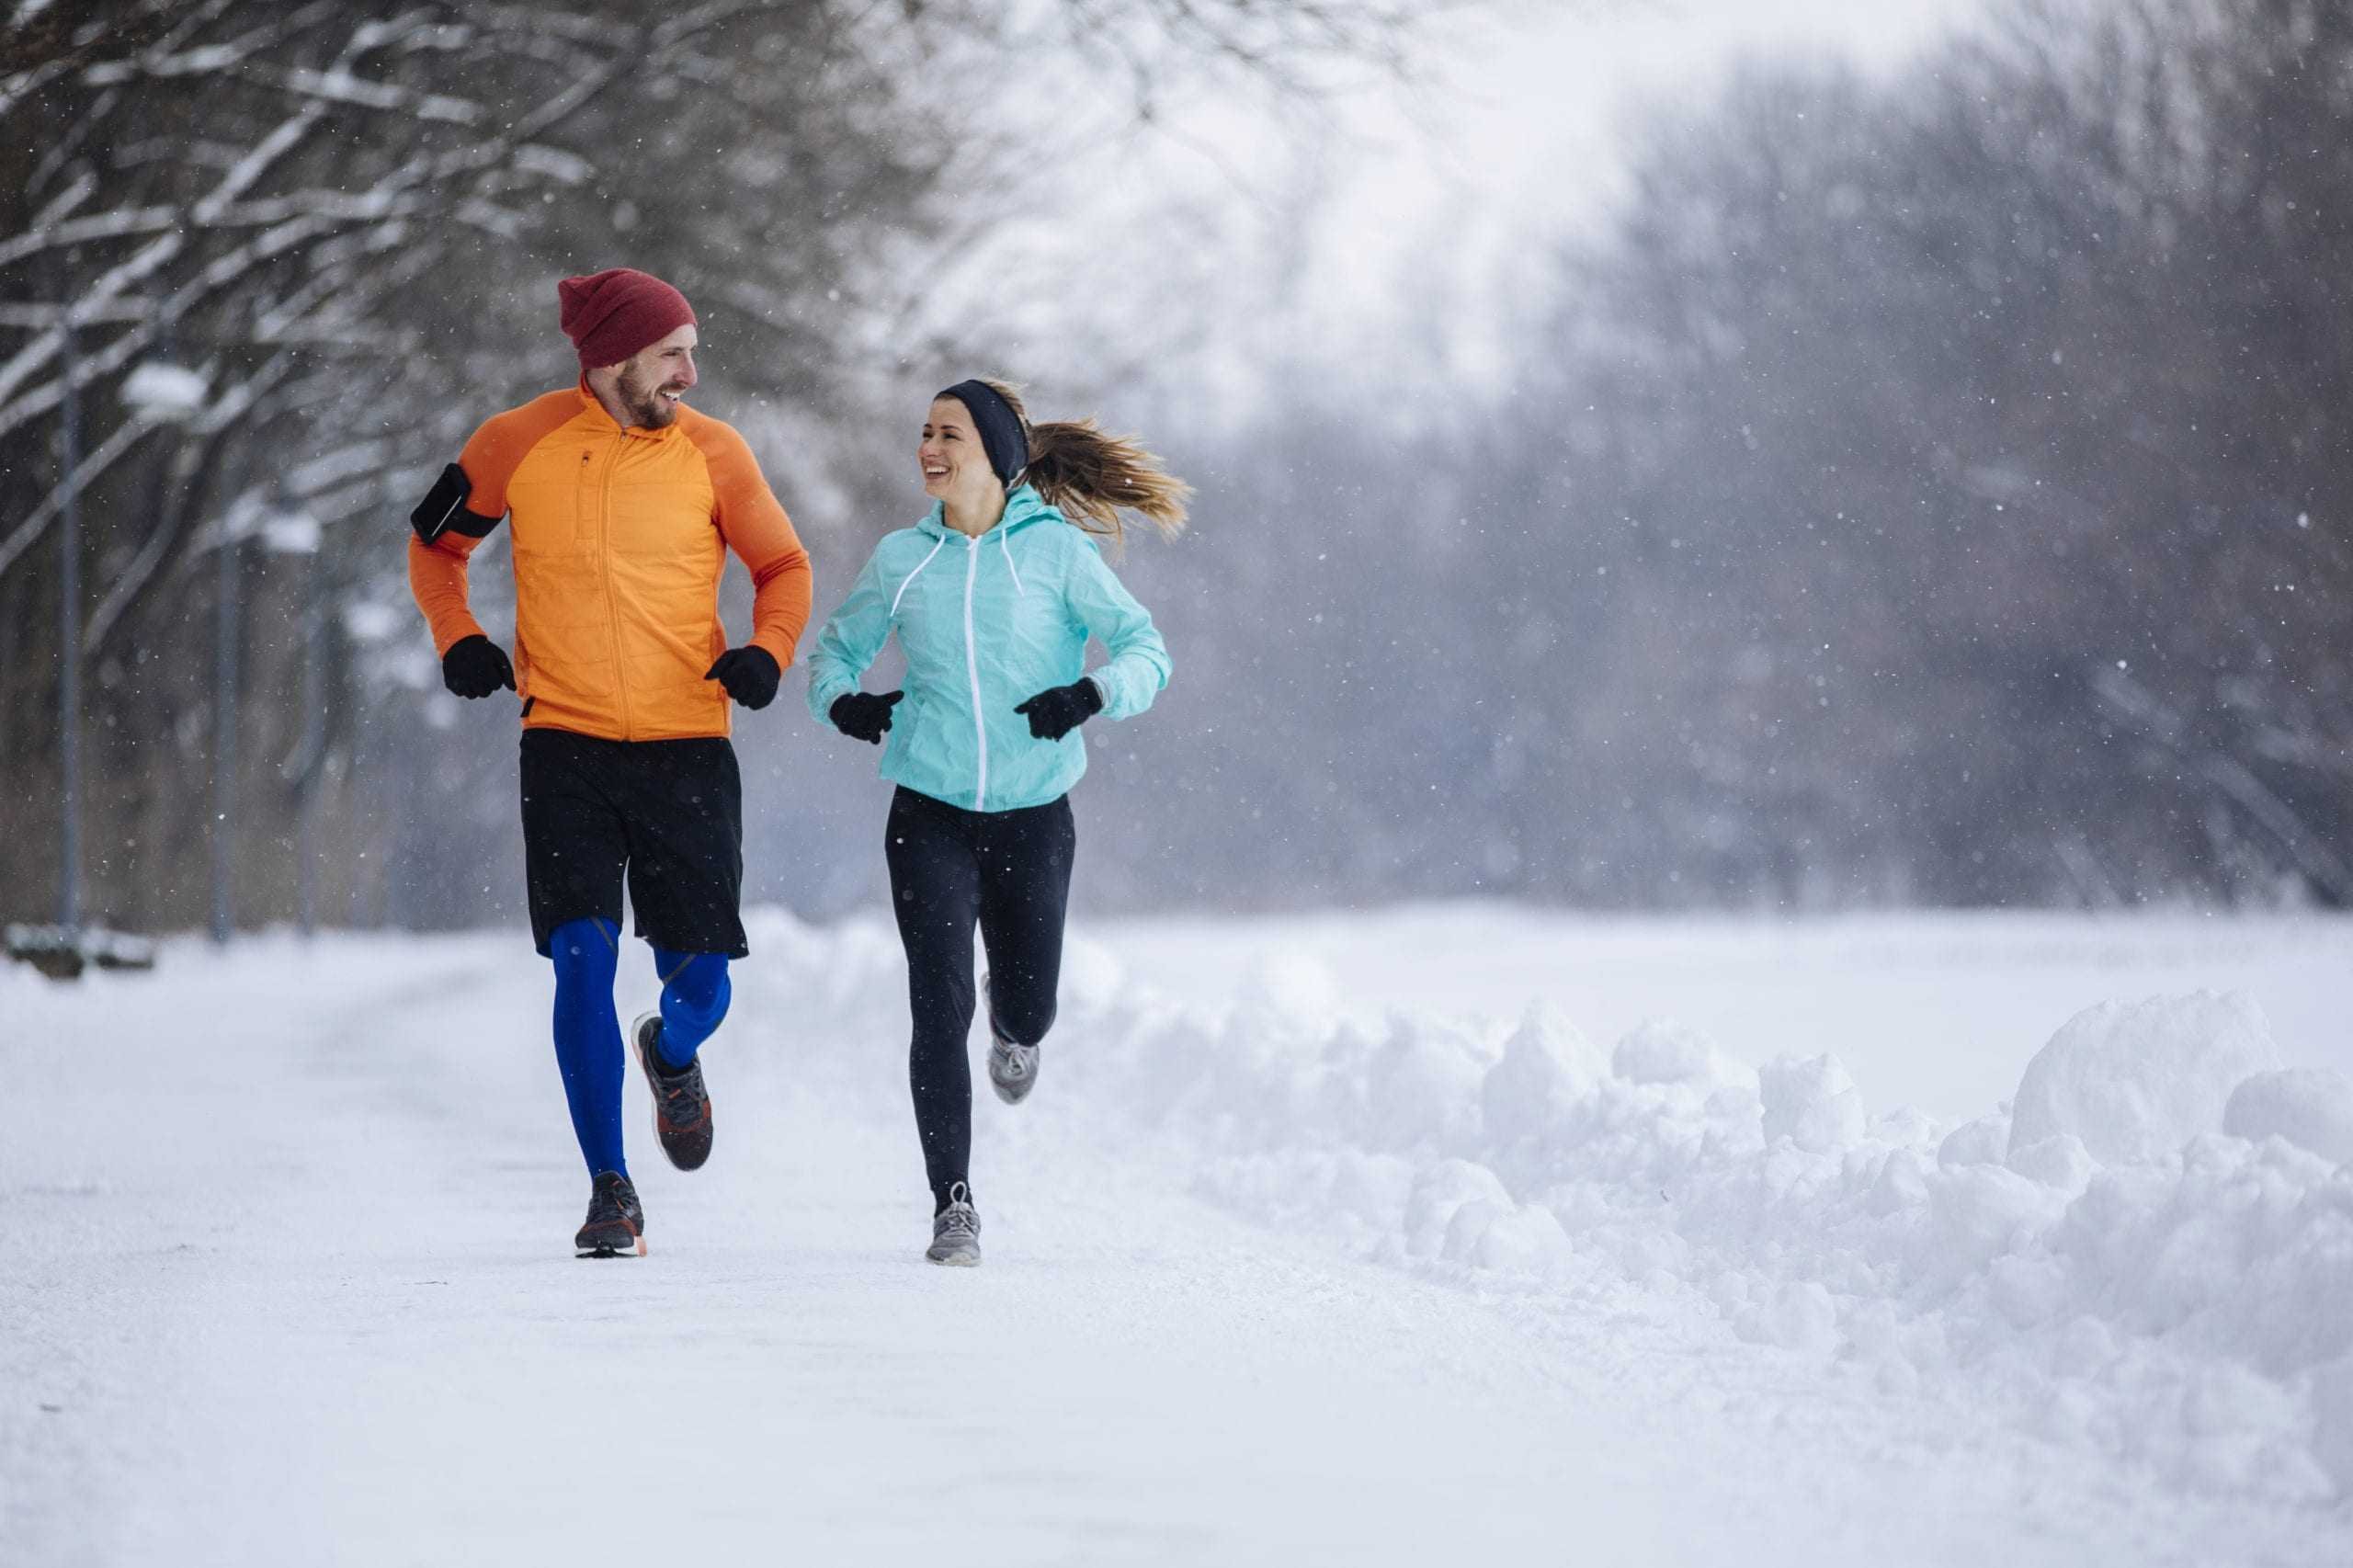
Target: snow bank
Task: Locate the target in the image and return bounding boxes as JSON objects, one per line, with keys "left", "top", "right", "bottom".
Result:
{"left": 1097, "top": 976, "right": 2353, "bottom": 1505}
{"left": 2227, "top": 1069, "right": 2353, "bottom": 1168}
{"left": 745, "top": 913, "right": 2353, "bottom": 1509}
{"left": 2008, "top": 991, "right": 2280, "bottom": 1165}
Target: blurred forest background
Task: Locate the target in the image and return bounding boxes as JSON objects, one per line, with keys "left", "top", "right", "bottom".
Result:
{"left": 3, "top": 0, "right": 2347, "bottom": 941}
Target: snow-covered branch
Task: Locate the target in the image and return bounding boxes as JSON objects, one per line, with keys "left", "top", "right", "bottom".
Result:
{"left": 0, "top": 410, "right": 168, "bottom": 580}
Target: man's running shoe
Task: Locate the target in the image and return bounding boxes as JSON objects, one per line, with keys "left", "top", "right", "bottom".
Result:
{"left": 631, "top": 1011, "right": 713, "bottom": 1171}
{"left": 981, "top": 971, "right": 1040, "bottom": 1106}
{"left": 575, "top": 1170, "right": 644, "bottom": 1257}
{"left": 926, "top": 1182, "right": 982, "bottom": 1267}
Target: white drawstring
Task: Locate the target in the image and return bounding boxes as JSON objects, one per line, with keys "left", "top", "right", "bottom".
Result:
{"left": 998, "top": 526, "right": 1025, "bottom": 597}
{"left": 890, "top": 535, "right": 947, "bottom": 617}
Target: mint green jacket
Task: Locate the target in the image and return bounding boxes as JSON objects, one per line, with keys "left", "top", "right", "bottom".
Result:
{"left": 804, "top": 485, "right": 1170, "bottom": 812}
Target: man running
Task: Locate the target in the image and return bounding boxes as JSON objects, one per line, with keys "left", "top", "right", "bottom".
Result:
{"left": 408, "top": 267, "right": 812, "bottom": 1256}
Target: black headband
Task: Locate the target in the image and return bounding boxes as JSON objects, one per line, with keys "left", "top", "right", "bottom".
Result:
{"left": 938, "top": 380, "right": 1028, "bottom": 487}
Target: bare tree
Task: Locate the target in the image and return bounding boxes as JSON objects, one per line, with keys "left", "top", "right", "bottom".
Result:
{"left": 0, "top": 0, "right": 1430, "bottom": 937}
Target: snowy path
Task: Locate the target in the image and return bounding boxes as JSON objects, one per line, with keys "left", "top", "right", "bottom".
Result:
{"left": 6, "top": 918, "right": 2349, "bottom": 1564}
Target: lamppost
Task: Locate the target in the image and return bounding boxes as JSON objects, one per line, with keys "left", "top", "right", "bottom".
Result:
{"left": 57, "top": 316, "right": 82, "bottom": 938}
{"left": 2, "top": 299, "right": 181, "bottom": 977}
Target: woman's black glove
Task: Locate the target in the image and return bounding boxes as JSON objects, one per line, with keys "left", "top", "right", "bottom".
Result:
{"left": 441, "top": 634, "right": 515, "bottom": 699}
{"left": 831, "top": 689, "right": 904, "bottom": 744}
{"left": 705, "top": 646, "right": 780, "bottom": 710}
{"left": 1014, "top": 677, "right": 1103, "bottom": 742}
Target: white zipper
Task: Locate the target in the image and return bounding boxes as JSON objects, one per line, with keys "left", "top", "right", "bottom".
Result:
{"left": 962, "top": 534, "right": 987, "bottom": 811}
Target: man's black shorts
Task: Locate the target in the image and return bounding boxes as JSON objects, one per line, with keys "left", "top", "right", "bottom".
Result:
{"left": 518, "top": 728, "right": 747, "bottom": 958}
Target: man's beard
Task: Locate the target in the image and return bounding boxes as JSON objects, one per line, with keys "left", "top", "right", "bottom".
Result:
{"left": 619, "top": 367, "right": 680, "bottom": 428}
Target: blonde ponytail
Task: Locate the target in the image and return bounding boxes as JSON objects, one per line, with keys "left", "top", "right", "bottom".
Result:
{"left": 981, "top": 380, "right": 1190, "bottom": 549}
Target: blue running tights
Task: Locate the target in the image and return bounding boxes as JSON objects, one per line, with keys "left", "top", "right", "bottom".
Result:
{"left": 549, "top": 917, "right": 732, "bottom": 1176}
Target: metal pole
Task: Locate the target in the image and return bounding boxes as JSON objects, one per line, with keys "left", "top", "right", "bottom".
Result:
{"left": 296, "top": 552, "right": 324, "bottom": 937}
{"left": 209, "top": 488, "right": 239, "bottom": 945}
{"left": 57, "top": 316, "right": 82, "bottom": 937}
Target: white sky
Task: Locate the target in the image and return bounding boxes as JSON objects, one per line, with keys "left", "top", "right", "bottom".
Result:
{"left": 989, "top": 0, "right": 1994, "bottom": 416}
{"left": 1318, "top": 1, "right": 1983, "bottom": 308}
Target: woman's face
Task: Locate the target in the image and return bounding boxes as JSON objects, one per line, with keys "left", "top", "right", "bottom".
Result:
{"left": 919, "top": 397, "right": 1000, "bottom": 509}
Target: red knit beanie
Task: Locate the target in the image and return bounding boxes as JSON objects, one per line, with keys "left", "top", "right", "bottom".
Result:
{"left": 556, "top": 267, "right": 697, "bottom": 370}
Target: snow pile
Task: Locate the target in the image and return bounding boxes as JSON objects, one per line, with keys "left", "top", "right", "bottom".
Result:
{"left": 1049, "top": 958, "right": 2353, "bottom": 1506}
{"left": 2008, "top": 992, "right": 2281, "bottom": 1165}
{"left": 2227, "top": 1070, "right": 2353, "bottom": 1168}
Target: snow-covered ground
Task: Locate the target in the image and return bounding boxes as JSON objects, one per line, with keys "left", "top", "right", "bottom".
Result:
{"left": 6, "top": 908, "right": 2350, "bottom": 1565}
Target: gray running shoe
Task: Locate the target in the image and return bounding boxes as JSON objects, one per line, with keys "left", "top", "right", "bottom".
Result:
{"left": 981, "top": 971, "right": 1040, "bottom": 1105}
{"left": 574, "top": 1170, "right": 644, "bottom": 1257}
{"left": 926, "top": 1182, "right": 982, "bottom": 1267}
{"left": 987, "top": 1032, "right": 1040, "bottom": 1105}
{"left": 632, "top": 1011, "right": 713, "bottom": 1171}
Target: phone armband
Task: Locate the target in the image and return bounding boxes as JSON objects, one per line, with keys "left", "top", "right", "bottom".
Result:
{"left": 410, "top": 461, "right": 492, "bottom": 545}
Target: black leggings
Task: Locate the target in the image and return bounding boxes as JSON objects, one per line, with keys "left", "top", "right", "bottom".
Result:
{"left": 884, "top": 786, "right": 1076, "bottom": 1210}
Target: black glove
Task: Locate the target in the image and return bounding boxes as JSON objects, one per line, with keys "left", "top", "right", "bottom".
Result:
{"left": 705, "top": 646, "right": 780, "bottom": 710}
{"left": 441, "top": 634, "right": 515, "bottom": 699}
{"left": 830, "top": 689, "right": 903, "bottom": 744}
{"left": 1014, "top": 677, "right": 1103, "bottom": 742}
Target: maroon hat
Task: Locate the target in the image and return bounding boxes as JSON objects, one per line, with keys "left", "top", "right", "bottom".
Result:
{"left": 556, "top": 267, "right": 696, "bottom": 370}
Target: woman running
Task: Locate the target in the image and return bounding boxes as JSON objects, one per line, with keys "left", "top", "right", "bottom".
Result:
{"left": 805, "top": 379, "right": 1182, "bottom": 1265}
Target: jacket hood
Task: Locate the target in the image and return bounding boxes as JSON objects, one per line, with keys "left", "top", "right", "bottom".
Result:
{"left": 915, "top": 483, "right": 1065, "bottom": 541}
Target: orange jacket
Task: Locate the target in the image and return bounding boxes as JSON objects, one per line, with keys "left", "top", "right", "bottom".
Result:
{"left": 408, "top": 383, "right": 812, "bottom": 742}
